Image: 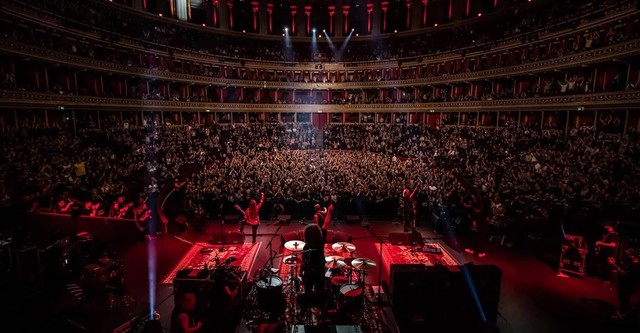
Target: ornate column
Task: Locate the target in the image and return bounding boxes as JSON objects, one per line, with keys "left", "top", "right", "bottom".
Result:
{"left": 422, "top": 0, "right": 427, "bottom": 26}
{"left": 251, "top": 1, "right": 259, "bottom": 32}
{"left": 371, "top": 1, "right": 381, "bottom": 35}
{"left": 342, "top": 5, "right": 350, "bottom": 35}
{"left": 411, "top": 0, "right": 421, "bottom": 29}
{"left": 381, "top": 1, "right": 389, "bottom": 33}
{"left": 290, "top": 5, "right": 297, "bottom": 35}
{"left": 228, "top": 0, "right": 234, "bottom": 29}
{"left": 367, "top": 3, "right": 373, "bottom": 33}
{"left": 328, "top": 6, "right": 336, "bottom": 35}
{"left": 266, "top": 2, "right": 273, "bottom": 34}
{"left": 219, "top": 0, "right": 230, "bottom": 30}
{"left": 405, "top": 0, "right": 411, "bottom": 29}
{"left": 304, "top": 5, "right": 312, "bottom": 35}
{"left": 212, "top": 0, "right": 219, "bottom": 27}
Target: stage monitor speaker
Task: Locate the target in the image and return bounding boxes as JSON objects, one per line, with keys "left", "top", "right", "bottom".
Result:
{"left": 389, "top": 232, "right": 411, "bottom": 245}
{"left": 277, "top": 214, "right": 292, "bottom": 222}
{"left": 209, "top": 231, "right": 245, "bottom": 244}
{"left": 345, "top": 215, "right": 360, "bottom": 224}
{"left": 224, "top": 215, "right": 240, "bottom": 223}
{"left": 329, "top": 230, "right": 352, "bottom": 243}
{"left": 281, "top": 230, "right": 303, "bottom": 244}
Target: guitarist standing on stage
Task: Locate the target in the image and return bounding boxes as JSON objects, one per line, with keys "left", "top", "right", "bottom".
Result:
{"left": 595, "top": 223, "right": 619, "bottom": 283}
{"left": 235, "top": 192, "right": 264, "bottom": 244}
{"left": 313, "top": 203, "right": 334, "bottom": 242}
{"left": 402, "top": 185, "right": 418, "bottom": 232}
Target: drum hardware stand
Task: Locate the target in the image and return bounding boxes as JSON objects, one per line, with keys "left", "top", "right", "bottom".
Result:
{"left": 219, "top": 219, "right": 227, "bottom": 252}
{"left": 264, "top": 221, "right": 283, "bottom": 269}
{"left": 365, "top": 225, "right": 387, "bottom": 305}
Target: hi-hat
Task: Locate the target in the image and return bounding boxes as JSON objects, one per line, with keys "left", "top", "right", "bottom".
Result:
{"left": 325, "top": 255, "right": 346, "bottom": 269}
{"left": 283, "top": 255, "right": 301, "bottom": 266}
{"left": 351, "top": 258, "right": 376, "bottom": 270}
{"left": 284, "top": 240, "right": 306, "bottom": 251}
{"left": 332, "top": 242, "right": 356, "bottom": 253}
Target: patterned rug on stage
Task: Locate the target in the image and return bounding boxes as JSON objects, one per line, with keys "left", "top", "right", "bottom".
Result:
{"left": 161, "top": 242, "right": 261, "bottom": 284}
{"left": 375, "top": 242, "right": 460, "bottom": 275}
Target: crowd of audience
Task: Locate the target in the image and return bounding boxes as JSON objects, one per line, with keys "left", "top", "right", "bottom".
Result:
{"left": 3, "top": 113, "right": 638, "bottom": 238}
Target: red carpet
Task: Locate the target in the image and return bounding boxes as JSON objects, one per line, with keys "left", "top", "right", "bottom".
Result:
{"left": 161, "top": 242, "right": 261, "bottom": 284}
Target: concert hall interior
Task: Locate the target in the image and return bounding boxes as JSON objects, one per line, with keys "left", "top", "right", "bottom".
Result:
{"left": 1, "top": 0, "right": 640, "bottom": 333}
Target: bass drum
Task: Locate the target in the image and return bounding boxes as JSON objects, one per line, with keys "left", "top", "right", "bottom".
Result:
{"left": 255, "top": 275, "right": 284, "bottom": 312}
{"left": 338, "top": 284, "right": 363, "bottom": 312}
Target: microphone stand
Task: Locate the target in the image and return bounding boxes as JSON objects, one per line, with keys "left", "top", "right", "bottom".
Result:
{"left": 364, "top": 224, "right": 386, "bottom": 305}
{"left": 219, "top": 219, "right": 226, "bottom": 252}
{"left": 265, "top": 221, "right": 283, "bottom": 269}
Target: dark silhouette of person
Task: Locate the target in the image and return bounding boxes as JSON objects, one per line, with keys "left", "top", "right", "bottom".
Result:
{"left": 300, "top": 224, "right": 326, "bottom": 312}
{"left": 171, "top": 292, "right": 203, "bottom": 333}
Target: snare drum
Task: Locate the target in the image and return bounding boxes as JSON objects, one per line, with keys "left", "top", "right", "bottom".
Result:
{"left": 256, "top": 275, "right": 283, "bottom": 310}
{"left": 330, "top": 275, "right": 348, "bottom": 294}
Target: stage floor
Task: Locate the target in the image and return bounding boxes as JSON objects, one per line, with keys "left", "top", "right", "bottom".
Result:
{"left": 1, "top": 219, "right": 627, "bottom": 333}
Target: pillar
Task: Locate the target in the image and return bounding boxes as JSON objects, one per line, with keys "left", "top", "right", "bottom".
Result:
{"left": 211, "top": 0, "right": 219, "bottom": 27}
{"left": 367, "top": 3, "right": 374, "bottom": 33}
{"left": 381, "top": 1, "right": 389, "bottom": 33}
{"left": 266, "top": 2, "right": 273, "bottom": 34}
{"left": 251, "top": 1, "right": 259, "bottom": 32}
{"left": 304, "top": 6, "right": 312, "bottom": 35}
{"left": 219, "top": 0, "right": 229, "bottom": 30}
{"left": 342, "top": 5, "right": 350, "bottom": 35}
{"left": 371, "top": 2, "right": 381, "bottom": 35}
{"left": 227, "top": 0, "right": 234, "bottom": 29}
{"left": 328, "top": 6, "right": 336, "bottom": 35}
{"left": 405, "top": 0, "right": 411, "bottom": 29}
{"left": 290, "top": 5, "right": 298, "bottom": 35}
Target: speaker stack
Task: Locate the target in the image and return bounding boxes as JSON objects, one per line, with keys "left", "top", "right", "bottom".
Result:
{"left": 389, "top": 263, "right": 502, "bottom": 331}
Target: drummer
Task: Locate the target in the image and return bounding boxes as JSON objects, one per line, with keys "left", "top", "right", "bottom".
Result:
{"left": 301, "top": 224, "right": 326, "bottom": 298}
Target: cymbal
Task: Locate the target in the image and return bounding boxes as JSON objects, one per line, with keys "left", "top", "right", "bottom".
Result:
{"left": 332, "top": 242, "right": 356, "bottom": 253}
{"left": 325, "top": 255, "right": 346, "bottom": 269}
{"left": 351, "top": 258, "right": 376, "bottom": 270}
{"left": 284, "top": 240, "right": 305, "bottom": 251}
{"left": 283, "top": 255, "right": 301, "bottom": 266}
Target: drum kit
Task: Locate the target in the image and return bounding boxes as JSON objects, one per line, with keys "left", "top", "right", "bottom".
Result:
{"left": 325, "top": 242, "right": 376, "bottom": 313}
{"left": 254, "top": 239, "right": 377, "bottom": 318}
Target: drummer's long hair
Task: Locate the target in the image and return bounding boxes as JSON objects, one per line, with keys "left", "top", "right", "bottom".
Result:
{"left": 303, "top": 224, "right": 324, "bottom": 248}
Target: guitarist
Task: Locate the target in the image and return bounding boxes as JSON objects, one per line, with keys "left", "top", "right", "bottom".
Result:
{"left": 234, "top": 192, "right": 264, "bottom": 244}
{"left": 595, "top": 223, "right": 619, "bottom": 283}
{"left": 110, "top": 196, "right": 132, "bottom": 219}
{"left": 313, "top": 202, "right": 334, "bottom": 242}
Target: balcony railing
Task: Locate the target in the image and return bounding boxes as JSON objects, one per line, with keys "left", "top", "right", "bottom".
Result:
{"left": 1, "top": 89, "right": 638, "bottom": 112}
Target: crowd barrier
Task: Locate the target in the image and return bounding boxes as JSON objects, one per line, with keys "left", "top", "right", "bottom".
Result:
{"left": 26, "top": 212, "right": 142, "bottom": 251}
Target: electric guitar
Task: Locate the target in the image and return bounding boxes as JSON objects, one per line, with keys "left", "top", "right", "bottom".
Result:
{"left": 115, "top": 203, "right": 133, "bottom": 219}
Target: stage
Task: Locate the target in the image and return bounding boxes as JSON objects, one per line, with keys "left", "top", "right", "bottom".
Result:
{"left": 7, "top": 219, "right": 625, "bottom": 333}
